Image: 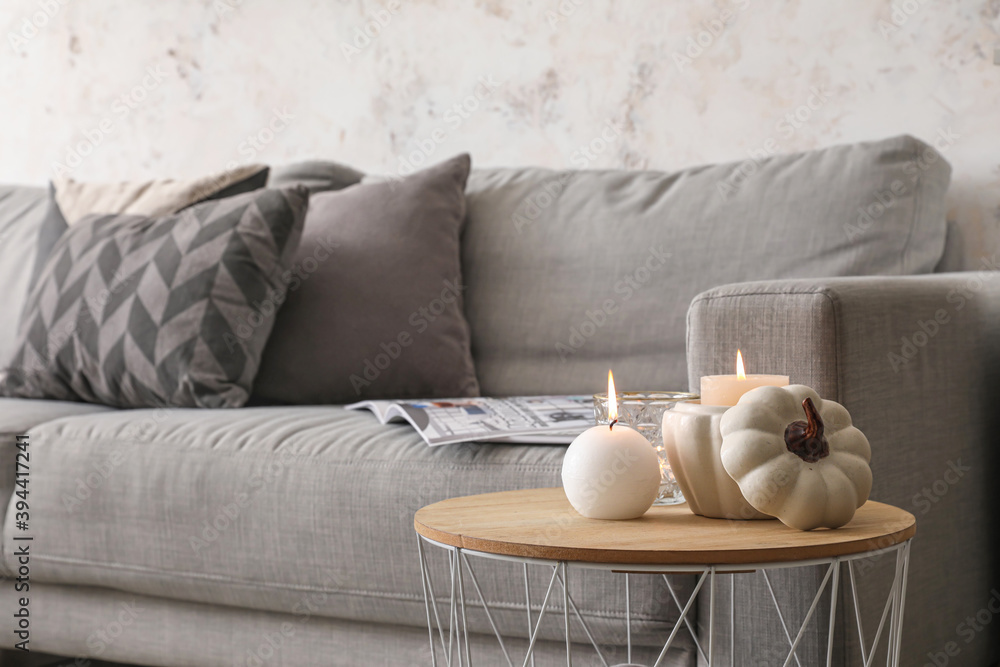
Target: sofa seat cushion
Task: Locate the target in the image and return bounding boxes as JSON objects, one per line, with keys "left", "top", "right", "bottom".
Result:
{"left": 0, "top": 397, "right": 114, "bottom": 574}
{"left": 6, "top": 406, "right": 690, "bottom": 646}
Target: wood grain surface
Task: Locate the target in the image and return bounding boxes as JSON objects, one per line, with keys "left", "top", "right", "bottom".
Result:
{"left": 414, "top": 487, "right": 915, "bottom": 565}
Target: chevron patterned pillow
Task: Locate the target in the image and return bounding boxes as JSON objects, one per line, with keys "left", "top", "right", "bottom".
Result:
{"left": 0, "top": 186, "right": 309, "bottom": 408}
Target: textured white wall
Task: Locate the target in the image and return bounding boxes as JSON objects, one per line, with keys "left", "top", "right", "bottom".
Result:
{"left": 1, "top": 0, "right": 997, "bottom": 266}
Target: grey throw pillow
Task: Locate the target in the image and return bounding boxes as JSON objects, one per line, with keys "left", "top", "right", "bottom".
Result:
{"left": 0, "top": 186, "right": 309, "bottom": 408}
{"left": 252, "top": 154, "right": 479, "bottom": 404}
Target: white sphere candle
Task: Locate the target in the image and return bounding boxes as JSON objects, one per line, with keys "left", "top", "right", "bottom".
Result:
{"left": 561, "top": 371, "right": 660, "bottom": 520}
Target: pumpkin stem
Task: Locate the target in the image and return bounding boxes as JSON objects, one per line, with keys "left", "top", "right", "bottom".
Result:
{"left": 801, "top": 397, "right": 823, "bottom": 439}
{"left": 784, "top": 397, "right": 830, "bottom": 463}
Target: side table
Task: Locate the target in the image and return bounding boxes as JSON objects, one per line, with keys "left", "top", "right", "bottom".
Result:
{"left": 414, "top": 487, "right": 915, "bottom": 667}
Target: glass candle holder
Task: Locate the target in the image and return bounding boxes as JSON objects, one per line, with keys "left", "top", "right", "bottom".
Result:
{"left": 593, "top": 391, "right": 699, "bottom": 506}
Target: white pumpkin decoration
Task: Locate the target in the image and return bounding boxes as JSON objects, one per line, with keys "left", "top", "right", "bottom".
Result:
{"left": 719, "top": 385, "right": 872, "bottom": 531}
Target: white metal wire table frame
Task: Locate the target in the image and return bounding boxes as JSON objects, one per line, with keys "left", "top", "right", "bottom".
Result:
{"left": 416, "top": 534, "right": 912, "bottom": 667}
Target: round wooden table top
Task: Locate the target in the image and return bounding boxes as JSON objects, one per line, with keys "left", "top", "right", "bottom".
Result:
{"left": 414, "top": 488, "right": 916, "bottom": 566}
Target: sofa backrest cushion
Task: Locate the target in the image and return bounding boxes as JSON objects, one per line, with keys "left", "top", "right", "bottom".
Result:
{"left": 462, "top": 135, "right": 951, "bottom": 396}
{"left": 0, "top": 185, "right": 49, "bottom": 374}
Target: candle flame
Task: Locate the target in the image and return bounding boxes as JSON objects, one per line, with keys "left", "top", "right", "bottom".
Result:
{"left": 608, "top": 370, "right": 618, "bottom": 426}
{"left": 736, "top": 349, "right": 746, "bottom": 380}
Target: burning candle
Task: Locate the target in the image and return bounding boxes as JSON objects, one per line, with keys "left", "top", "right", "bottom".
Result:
{"left": 700, "top": 350, "right": 789, "bottom": 407}
{"left": 561, "top": 371, "right": 660, "bottom": 520}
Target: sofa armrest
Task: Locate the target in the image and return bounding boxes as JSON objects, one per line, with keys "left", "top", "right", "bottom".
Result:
{"left": 686, "top": 272, "right": 1000, "bottom": 666}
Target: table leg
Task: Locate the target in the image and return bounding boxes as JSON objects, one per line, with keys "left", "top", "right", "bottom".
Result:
{"left": 888, "top": 541, "right": 910, "bottom": 667}
{"left": 782, "top": 562, "right": 836, "bottom": 667}
{"left": 417, "top": 537, "right": 438, "bottom": 667}
{"left": 449, "top": 549, "right": 458, "bottom": 666}
{"left": 625, "top": 573, "right": 632, "bottom": 664}
{"left": 848, "top": 561, "right": 866, "bottom": 665}
{"left": 457, "top": 547, "right": 471, "bottom": 666}
{"left": 661, "top": 575, "right": 708, "bottom": 664}
{"left": 826, "top": 559, "right": 840, "bottom": 667}
{"left": 891, "top": 542, "right": 911, "bottom": 667}
{"left": 523, "top": 563, "right": 535, "bottom": 667}
{"left": 521, "top": 565, "right": 561, "bottom": 667}
{"left": 563, "top": 562, "right": 572, "bottom": 667}
{"left": 729, "top": 573, "right": 735, "bottom": 667}
{"left": 762, "top": 570, "right": 804, "bottom": 667}
{"left": 708, "top": 566, "right": 715, "bottom": 666}
{"left": 652, "top": 569, "right": 710, "bottom": 667}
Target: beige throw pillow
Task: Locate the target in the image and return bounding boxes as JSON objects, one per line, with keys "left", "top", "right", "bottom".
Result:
{"left": 54, "top": 164, "right": 268, "bottom": 224}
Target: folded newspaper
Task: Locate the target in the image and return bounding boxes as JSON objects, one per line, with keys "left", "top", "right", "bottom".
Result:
{"left": 345, "top": 395, "right": 593, "bottom": 446}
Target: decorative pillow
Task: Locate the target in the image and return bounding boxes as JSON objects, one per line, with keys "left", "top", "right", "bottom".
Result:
{"left": 28, "top": 165, "right": 269, "bottom": 288}
{"left": 54, "top": 164, "right": 270, "bottom": 224}
{"left": 0, "top": 186, "right": 309, "bottom": 409}
{"left": 253, "top": 154, "right": 480, "bottom": 404}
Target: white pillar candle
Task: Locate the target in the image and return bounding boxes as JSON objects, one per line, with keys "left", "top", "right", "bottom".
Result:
{"left": 700, "top": 350, "right": 789, "bottom": 407}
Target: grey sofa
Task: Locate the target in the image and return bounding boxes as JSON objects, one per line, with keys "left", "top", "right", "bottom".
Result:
{"left": 0, "top": 135, "right": 997, "bottom": 667}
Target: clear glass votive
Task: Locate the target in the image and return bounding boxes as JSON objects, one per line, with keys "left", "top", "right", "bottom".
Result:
{"left": 593, "top": 391, "right": 699, "bottom": 506}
